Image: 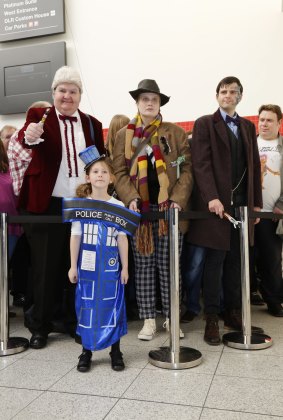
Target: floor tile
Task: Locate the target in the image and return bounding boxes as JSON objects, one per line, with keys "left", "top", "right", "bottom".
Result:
{"left": 50, "top": 365, "right": 141, "bottom": 397}
{"left": 0, "top": 386, "right": 42, "bottom": 420}
{"left": 0, "top": 358, "right": 74, "bottom": 390}
{"left": 201, "top": 408, "right": 283, "bottom": 419}
{"left": 23, "top": 336, "right": 81, "bottom": 363}
{"left": 124, "top": 368, "right": 212, "bottom": 406}
{"left": 205, "top": 375, "right": 283, "bottom": 416}
{"left": 163, "top": 331, "right": 225, "bottom": 353}
{"left": 122, "top": 322, "right": 169, "bottom": 348}
{"left": 106, "top": 399, "right": 201, "bottom": 420}
{"left": 216, "top": 352, "right": 283, "bottom": 380}
{"left": 0, "top": 351, "right": 30, "bottom": 370}
{"left": 119, "top": 344, "right": 153, "bottom": 369}
{"left": 13, "top": 390, "right": 117, "bottom": 420}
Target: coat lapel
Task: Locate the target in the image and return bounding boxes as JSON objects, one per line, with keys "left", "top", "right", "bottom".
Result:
{"left": 79, "top": 110, "right": 92, "bottom": 147}
{"left": 213, "top": 109, "right": 230, "bottom": 149}
{"left": 238, "top": 117, "right": 250, "bottom": 159}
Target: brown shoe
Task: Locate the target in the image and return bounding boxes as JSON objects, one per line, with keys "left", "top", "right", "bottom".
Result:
{"left": 204, "top": 314, "right": 221, "bottom": 345}
{"left": 224, "top": 309, "right": 264, "bottom": 334}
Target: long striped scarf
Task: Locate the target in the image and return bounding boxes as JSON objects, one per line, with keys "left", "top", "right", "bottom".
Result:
{"left": 125, "top": 113, "right": 169, "bottom": 255}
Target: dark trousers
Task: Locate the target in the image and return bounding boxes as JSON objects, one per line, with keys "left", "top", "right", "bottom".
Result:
{"left": 181, "top": 242, "right": 206, "bottom": 315}
{"left": 10, "top": 233, "right": 30, "bottom": 296}
{"left": 23, "top": 197, "right": 76, "bottom": 335}
{"left": 255, "top": 219, "right": 283, "bottom": 305}
{"left": 203, "top": 226, "right": 241, "bottom": 314}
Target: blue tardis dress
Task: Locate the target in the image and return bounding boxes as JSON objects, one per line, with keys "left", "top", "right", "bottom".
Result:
{"left": 71, "top": 197, "right": 128, "bottom": 351}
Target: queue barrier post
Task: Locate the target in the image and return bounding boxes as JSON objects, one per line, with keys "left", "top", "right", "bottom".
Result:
{"left": 148, "top": 208, "right": 202, "bottom": 369}
{"left": 0, "top": 213, "right": 29, "bottom": 356}
{"left": 222, "top": 206, "right": 273, "bottom": 350}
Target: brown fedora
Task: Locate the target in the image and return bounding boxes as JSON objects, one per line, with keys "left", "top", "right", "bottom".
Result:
{"left": 129, "top": 79, "right": 170, "bottom": 106}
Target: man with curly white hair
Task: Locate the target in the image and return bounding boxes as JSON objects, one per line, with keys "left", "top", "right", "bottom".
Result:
{"left": 17, "top": 66, "right": 105, "bottom": 349}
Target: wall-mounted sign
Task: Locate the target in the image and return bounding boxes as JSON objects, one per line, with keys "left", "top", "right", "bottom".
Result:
{"left": 0, "top": 0, "right": 65, "bottom": 42}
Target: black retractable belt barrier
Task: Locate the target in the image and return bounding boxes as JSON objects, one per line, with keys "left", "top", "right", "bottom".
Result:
{"left": 0, "top": 213, "right": 29, "bottom": 356}
{"left": 222, "top": 207, "right": 273, "bottom": 349}
{"left": 3, "top": 207, "right": 280, "bottom": 359}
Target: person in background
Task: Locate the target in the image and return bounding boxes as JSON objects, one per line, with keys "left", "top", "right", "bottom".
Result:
{"left": 113, "top": 79, "right": 192, "bottom": 340}
{"left": 8, "top": 101, "right": 52, "bottom": 197}
{"left": 106, "top": 114, "right": 130, "bottom": 160}
{"left": 181, "top": 130, "right": 206, "bottom": 322}
{"left": 7, "top": 101, "right": 52, "bottom": 309}
{"left": 187, "top": 76, "right": 263, "bottom": 345}
{"left": 17, "top": 66, "right": 105, "bottom": 349}
{"left": 0, "top": 140, "right": 21, "bottom": 260}
{"left": 0, "top": 125, "right": 17, "bottom": 151}
{"left": 255, "top": 104, "right": 283, "bottom": 316}
{"left": 69, "top": 146, "right": 129, "bottom": 372}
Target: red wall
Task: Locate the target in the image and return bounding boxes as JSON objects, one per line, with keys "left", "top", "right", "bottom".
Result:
{"left": 103, "top": 115, "right": 282, "bottom": 141}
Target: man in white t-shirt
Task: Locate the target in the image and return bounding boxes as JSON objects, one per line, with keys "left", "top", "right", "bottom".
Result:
{"left": 256, "top": 104, "right": 283, "bottom": 316}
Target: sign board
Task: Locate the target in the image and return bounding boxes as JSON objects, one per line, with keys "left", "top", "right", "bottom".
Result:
{"left": 0, "top": 0, "right": 64, "bottom": 42}
{"left": 0, "top": 41, "right": 66, "bottom": 114}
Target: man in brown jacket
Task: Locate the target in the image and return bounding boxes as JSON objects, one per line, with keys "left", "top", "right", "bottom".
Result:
{"left": 187, "top": 76, "right": 263, "bottom": 345}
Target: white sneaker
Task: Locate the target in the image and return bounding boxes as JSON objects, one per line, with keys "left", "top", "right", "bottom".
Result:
{"left": 164, "top": 318, "right": 185, "bottom": 339}
{"left": 138, "top": 318, "right": 156, "bottom": 340}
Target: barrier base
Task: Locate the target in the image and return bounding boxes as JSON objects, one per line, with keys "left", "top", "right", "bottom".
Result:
{"left": 223, "top": 332, "right": 273, "bottom": 350}
{"left": 0, "top": 337, "right": 29, "bottom": 356}
{"left": 148, "top": 346, "right": 202, "bottom": 369}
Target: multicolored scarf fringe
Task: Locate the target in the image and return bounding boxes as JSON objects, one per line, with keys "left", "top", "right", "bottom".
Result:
{"left": 125, "top": 113, "right": 169, "bottom": 255}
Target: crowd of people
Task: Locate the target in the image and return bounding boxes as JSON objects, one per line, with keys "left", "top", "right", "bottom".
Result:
{"left": 1, "top": 66, "right": 283, "bottom": 373}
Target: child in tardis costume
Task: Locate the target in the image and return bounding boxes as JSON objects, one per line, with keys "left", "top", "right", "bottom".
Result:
{"left": 68, "top": 145, "right": 139, "bottom": 372}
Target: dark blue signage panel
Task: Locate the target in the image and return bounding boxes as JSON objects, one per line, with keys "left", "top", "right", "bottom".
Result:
{"left": 0, "top": 0, "right": 65, "bottom": 42}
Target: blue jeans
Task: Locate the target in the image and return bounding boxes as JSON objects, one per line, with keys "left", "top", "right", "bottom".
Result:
{"left": 181, "top": 242, "right": 206, "bottom": 315}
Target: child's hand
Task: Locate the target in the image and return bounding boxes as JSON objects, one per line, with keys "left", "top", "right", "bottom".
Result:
{"left": 120, "top": 267, "right": 129, "bottom": 284}
{"left": 68, "top": 267, "right": 78, "bottom": 284}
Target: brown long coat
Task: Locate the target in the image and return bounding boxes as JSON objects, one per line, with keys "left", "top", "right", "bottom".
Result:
{"left": 187, "top": 109, "right": 262, "bottom": 250}
{"left": 112, "top": 122, "right": 193, "bottom": 233}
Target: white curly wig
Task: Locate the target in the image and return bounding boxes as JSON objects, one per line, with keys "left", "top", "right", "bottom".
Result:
{"left": 51, "top": 66, "right": 83, "bottom": 93}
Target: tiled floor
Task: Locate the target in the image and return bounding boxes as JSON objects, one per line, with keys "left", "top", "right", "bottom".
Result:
{"left": 1, "top": 305, "right": 283, "bottom": 420}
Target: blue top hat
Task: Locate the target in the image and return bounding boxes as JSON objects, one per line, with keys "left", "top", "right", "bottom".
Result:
{"left": 79, "top": 145, "right": 106, "bottom": 170}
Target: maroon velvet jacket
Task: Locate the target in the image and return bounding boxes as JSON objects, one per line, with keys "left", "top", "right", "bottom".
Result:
{"left": 17, "top": 106, "right": 105, "bottom": 213}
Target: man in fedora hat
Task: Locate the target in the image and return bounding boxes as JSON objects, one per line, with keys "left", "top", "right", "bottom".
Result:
{"left": 113, "top": 79, "right": 193, "bottom": 340}
{"left": 17, "top": 66, "right": 105, "bottom": 349}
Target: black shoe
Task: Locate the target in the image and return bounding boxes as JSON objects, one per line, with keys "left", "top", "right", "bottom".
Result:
{"left": 109, "top": 351, "right": 125, "bottom": 371}
{"left": 223, "top": 310, "right": 264, "bottom": 334}
{"left": 250, "top": 292, "right": 265, "bottom": 306}
{"left": 77, "top": 350, "right": 92, "bottom": 372}
{"left": 267, "top": 303, "right": 283, "bottom": 317}
{"left": 30, "top": 333, "right": 47, "bottom": 349}
{"left": 204, "top": 314, "right": 221, "bottom": 345}
{"left": 181, "top": 310, "right": 197, "bottom": 323}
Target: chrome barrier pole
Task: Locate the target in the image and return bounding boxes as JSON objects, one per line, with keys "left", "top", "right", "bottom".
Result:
{"left": 223, "top": 206, "right": 272, "bottom": 350}
{"left": 148, "top": 208, "right": 202, "bottom": 369}
{"left": 0, "top": 213, "right": 29, "bottom": 356}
